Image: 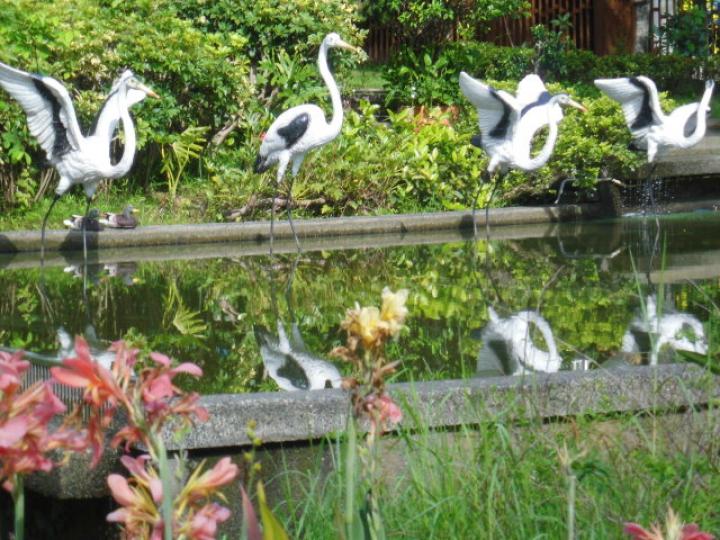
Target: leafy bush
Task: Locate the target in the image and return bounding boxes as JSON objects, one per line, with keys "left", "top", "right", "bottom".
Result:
{"left": 362, "top": 0, "right": 529, "bottom": 50}
{"left": 531, "top": 14, "right": 575, "bottom": 81}
{"left": 383, "top": 41, "right": 533, "bottom": 107}
{"left": 171, "top": 0, "right": 364, "bottom": 114}
{"left": 383, "top": 40, "right": 709, "bottom": 108}
{"left": 658, "top": 6, "right": 711, "bottom": 57}
{"left": 0, "top": 0, "right": 253, "bottom": 209}
{"left": 173, "top": 0, "right": 363, "bottom": 66}
{"left": 563, "top": 50, "right": 707, "bottom": 95}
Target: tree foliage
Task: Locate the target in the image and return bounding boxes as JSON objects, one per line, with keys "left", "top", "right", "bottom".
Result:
{"left": 0, "top": 0, "right": 253, "bottom": 207}
{"left": 0, "top": 0, "right": 363, "bottom": 210}
{"left": 361, "top": 0, "right": 530, "bottom": 50}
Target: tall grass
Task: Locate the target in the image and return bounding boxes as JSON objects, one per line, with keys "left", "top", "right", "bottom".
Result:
{"left": 262, "top": 400, "right": 720, "bottom": 538}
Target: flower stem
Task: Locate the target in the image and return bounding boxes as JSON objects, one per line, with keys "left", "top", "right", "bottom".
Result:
{"left": 566, "top": 472, "right": 576, "bottom": 540}
{"left": 13, "top": 475, "right": 24, "bottom": 540}
{"left": 155, "top": 437, "right": 174, "bottom": 540}
{"left": 344, "top": 415, "right": 357, "bottom": 529}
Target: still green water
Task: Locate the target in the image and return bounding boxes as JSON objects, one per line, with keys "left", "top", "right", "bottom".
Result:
{"left": 1, "top": 212, "right": 718, "bottom": 394}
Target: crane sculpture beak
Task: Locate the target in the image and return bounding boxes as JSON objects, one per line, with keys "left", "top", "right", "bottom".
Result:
{"left": 143, "top": 86, "right": 160, "bottom": 99}
{"left": 337, "top": 40, "right": 366, "bottom": 58}
{"left": 567, "top": 99, "right": 587, "bottom": 113}
{"left": 130, "top": 80, "right": 160, "bottom": 99}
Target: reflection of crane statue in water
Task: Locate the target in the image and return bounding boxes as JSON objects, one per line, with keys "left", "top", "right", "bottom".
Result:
{"left": 468, "top": 234, "right": 575, "bottom": 377}
{"left": 619, "top": 294, "right": 707, "bottom": 366}
{"left": 608, "top": 216, "right": 708, "bottom": 367}
{"left": 476, "top": 307, "right": 563, "bottom": 376}
{"left": 2, "top": 259, "right": 119, "bottom": 371}
{"left": 254, "top": 256, "right": 342, "bottom": 391}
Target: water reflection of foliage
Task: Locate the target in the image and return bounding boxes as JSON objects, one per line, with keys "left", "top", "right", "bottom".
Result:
{"left": 0, "top": 240, "right": 716, "bottom": 393}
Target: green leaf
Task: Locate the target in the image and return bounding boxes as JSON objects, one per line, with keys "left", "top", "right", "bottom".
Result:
{"left": 257, "top": 481, "right": 289, "bottom": 540}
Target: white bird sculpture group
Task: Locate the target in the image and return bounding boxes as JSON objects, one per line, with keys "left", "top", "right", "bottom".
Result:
{"left": 0, "top": 62, "right": 158, "bottom": 257}
{"left": 0, "top": 32, "right": 716, "bottom": 258}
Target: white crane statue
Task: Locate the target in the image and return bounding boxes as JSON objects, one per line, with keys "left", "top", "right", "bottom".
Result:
{"left": 594, "top": 76, "right": 715, "bottom": 164}
{"left": 459, "top": 72, "right": 586, "bottom": 234}
{"left": 254, "top": 33, "right": 363, "bottom": 252}
{"left": 0, "top": 62, "right": 158, "bottom": 258}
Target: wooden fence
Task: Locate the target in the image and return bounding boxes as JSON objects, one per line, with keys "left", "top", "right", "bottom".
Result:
{"left": 480, "top": 0, "right": 594, "bottom": 50}
{"left": 364, "top": 0, "right": 596, "bottom": 63}
{"left": 363, "top": 0, "right": 717, "bottom": 62}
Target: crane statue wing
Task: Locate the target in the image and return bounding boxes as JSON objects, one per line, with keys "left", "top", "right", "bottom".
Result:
{"left": 594, "top": 76, "right": 664, "bottom": 138}
{"left": 0, "top": 61, "right": 83, "bottom": 163}
{"left": 516, "top": 74, "right": 549, "bottom": 109}
{"left": 667, "top": 103, "right": 703, "bottom": 138}
{"left": 459, "top": 71, "right": 520, "bottom": 142}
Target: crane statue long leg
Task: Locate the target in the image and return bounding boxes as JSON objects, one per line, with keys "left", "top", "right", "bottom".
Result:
{"left": 80, "top": 196, "right": 92, "bottom": 261}
{"left": 469, "top": 168, "right": 501, "bottom": 239}
{"left": 40, "top": 194, "right": 61, "bottom": 263}
{"left": 484, "top": 173, "right": 502, "bottom": 240}
{"left": 254, "top": 33, "right": 363, "bottom": 253}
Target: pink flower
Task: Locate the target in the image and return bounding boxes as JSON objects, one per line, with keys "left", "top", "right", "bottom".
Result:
{"left": 120, "top": 455, "right": 163, "bottom": 504}
{"left": 624, "top": 508, "right": 714, "bottom": 540}
{"left": 376, "top": 393, "right": 403, "bottom": 425}
{"left": 107, "top": 473, "right": 163, "bottom": 539}
{"left": 188, "top": 503, "right": 231, "bottom": 540}
{"left": 143, "top": 373, "right": 175, "bottom": 403}
{"left": 363, "top": 392, "right": 403, "bottom": 435}
{"left": 51, "top": 337, "right": 126, "bottom": 409}
{"left": 0, "top": 350, "right": 29, "bottom": 391}
{"left": 138, "top": 354, "right": 205, "bottom": 426}
{"left": 0, "top": 416, "right": 28, "bottom": 447}
{"left": 0, "top": 358, "right": 84, "bottom": 491}
{"left": 108, "top": 474, "right": 140, "bottom": 507}
{"left": 182, "top": 457, "right": 239, "bottom": 503}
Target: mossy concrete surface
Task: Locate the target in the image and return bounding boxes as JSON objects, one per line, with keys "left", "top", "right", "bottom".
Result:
{"left": 28, "top": 364, "right": 719, "bottom": 499}
{"left": 170, "top": 364, "right": 718, "bottom": 450}
{"left": 0, "top": 205, "right": 607, "bottom": 254}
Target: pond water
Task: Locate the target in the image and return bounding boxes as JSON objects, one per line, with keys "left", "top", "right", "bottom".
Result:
{"left": 1, "top": 211, "right": 719, "bottom": 395}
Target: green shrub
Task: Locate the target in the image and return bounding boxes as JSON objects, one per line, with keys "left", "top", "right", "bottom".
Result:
{"left": 531, "top": 14, "right": 575, "bottom": 81}
{"left": 361, "top": 0, "right": 529, "bottom": 51}
{"left": 383, "top": 40, "right": 709, "bottom": 108}
{"left": 0, "top": 0, "right": 253, "bottom": 209}
{"left": 383, "top": 41, "right": 533, "bottom": 107}
{"left": 171, "top": 0, "right": 364, "bottom": 114}
{"left": 564, "top": 50, "right": 705, "bottom": 94}
{"left": 658, "top": 6, "right": 712, "bottom": 58}
{"left": 173, "top": 0, "right": 363, "bottom": 66}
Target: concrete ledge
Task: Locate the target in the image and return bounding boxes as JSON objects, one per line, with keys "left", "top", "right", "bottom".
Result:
{"left": 170, "top": 363, "right": 718, "bottom": 450}
{"left": 0, "top": 204, "right": 606, "bottom": 254}
{"left": 25, "top": 447, "right": 123, "bottom": 500}
{"left": 27, "top": 364, "right": 718, "bottom": 498}
{"left": 0, "top": 221, "right": 560, "bottom": 270}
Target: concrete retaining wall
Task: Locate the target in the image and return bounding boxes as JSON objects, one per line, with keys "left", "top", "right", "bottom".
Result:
{"left": 27, "top": 363, "right": 719, "bottom": 499}
{"left": 0, "top": 204, "right": 606, "bottom": 254}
